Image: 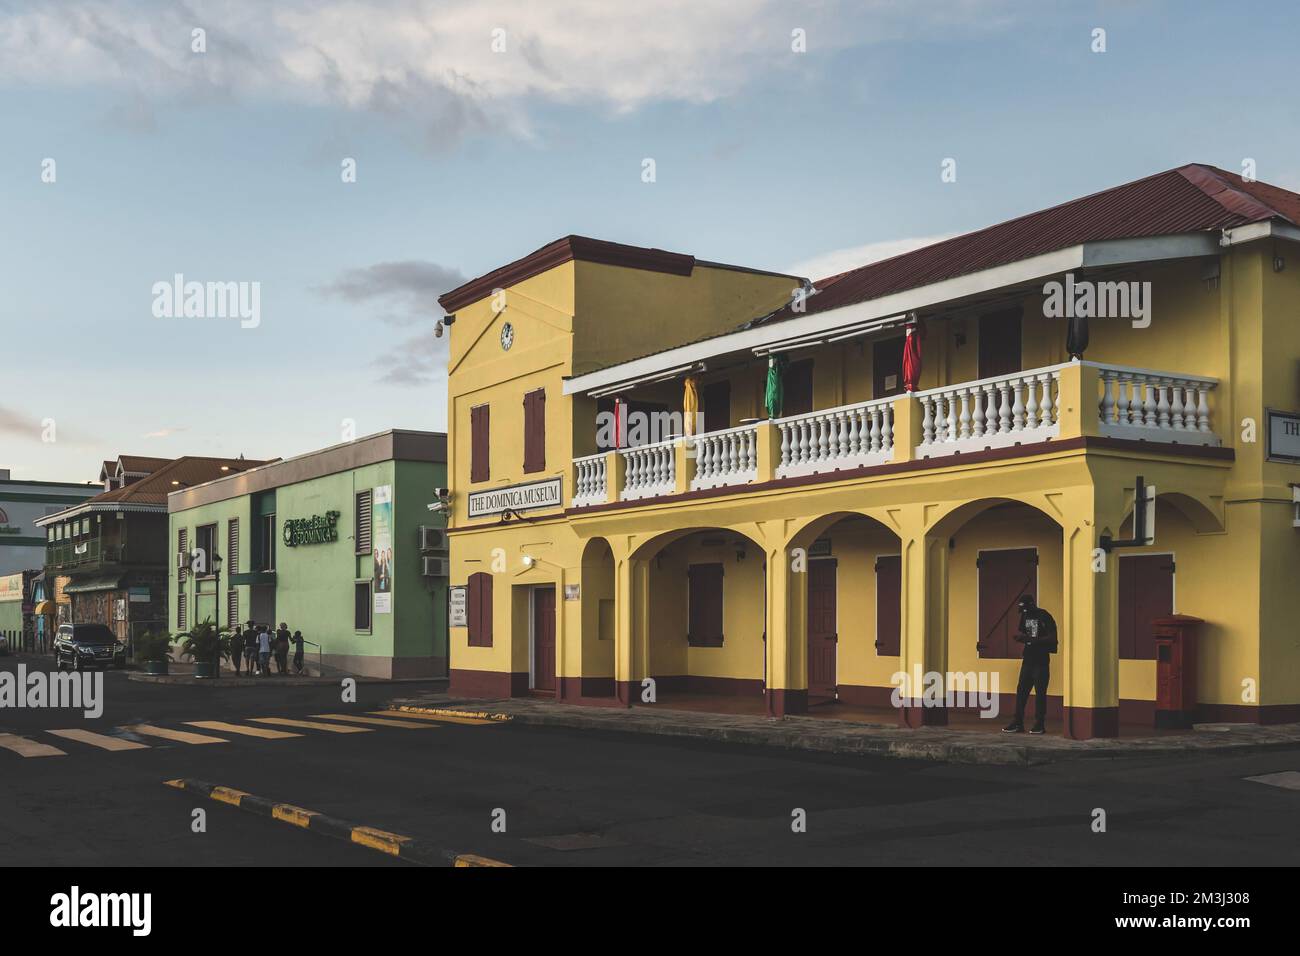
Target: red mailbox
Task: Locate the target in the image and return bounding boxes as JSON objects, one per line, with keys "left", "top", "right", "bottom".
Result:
{"left": 1153, "top": 614, "right": 1203, "bottom": 728}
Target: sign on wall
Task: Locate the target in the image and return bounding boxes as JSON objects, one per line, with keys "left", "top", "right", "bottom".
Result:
{"left": 373, "top": 485, "right": 393, "bottom": 614}
{"left": 467, "top": 477, "right": 563, "bottom": 519}
{"left": 448, "top": 585, "right": 467, "bottom": 627}
{"left": 1267, "top": 410, "right": 1300, "bottom": 463}
{"left": 282, "top": 511, "right": 341, "bottom": 546}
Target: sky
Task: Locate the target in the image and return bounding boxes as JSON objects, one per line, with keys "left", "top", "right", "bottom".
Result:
{"left": 2, "top": 0, "right": 1299, "bottom": 482}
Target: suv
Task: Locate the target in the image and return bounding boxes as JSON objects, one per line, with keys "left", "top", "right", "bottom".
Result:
{"left": 54, "top": 623, "right": 126, "bottom": 671}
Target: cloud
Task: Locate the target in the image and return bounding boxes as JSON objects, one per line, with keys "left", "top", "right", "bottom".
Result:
{"left": 141, "top": 426, "right": 187, "bottom": 439}
{"left": 786, "top": 233, "right": 958, "bottom": 283}
{"left": 0, "top": 1, "right": 1022, "bottom": 142}
{"left": 318, "top": 258, "right": 465, "bottom": 385}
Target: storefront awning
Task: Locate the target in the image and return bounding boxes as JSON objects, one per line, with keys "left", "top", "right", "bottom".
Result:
{"left": 62, "top": 574, "right": 125, "bottom": 594}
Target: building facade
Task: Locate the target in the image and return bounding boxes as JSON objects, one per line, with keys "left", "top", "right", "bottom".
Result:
{"left": 35, "top": 456, "right": 265, "bottom": 647}
{"left": 440, "top": 167, "right": 1300, "bottom": 738}
{"left": 0, "top": 471, "right": 99, "bottom": 576}
{"left": 167, "top": 430, "right": 449, "bottom": 678}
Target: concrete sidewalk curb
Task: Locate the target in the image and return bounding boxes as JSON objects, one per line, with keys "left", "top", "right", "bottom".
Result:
{"left": 386, "top": 696, "right": 1300, "bottom": 767}
{"left": 393, "top": 705, "right": 513, "bottom": 722}
{"left": 164, "top": 778, "right": 510, "bottom": 867}
{"left": 129, "top": 673, "right": 446, "bottom": 687}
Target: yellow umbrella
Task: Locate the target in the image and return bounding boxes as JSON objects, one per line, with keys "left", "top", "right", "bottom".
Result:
{"left": 683, "top": 376, "right": 700, "bottom": 435}
{"left": 33, "top": 600, "right": 54, "bottom": 615}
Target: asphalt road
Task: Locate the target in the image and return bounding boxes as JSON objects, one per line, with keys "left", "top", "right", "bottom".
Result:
{"left": 2, "top": 654, "right": 1298, "bottom": 867}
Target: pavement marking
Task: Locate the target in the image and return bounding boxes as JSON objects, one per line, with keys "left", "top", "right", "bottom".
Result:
{"left": 0, "top": 733, "right": 66, "bottom": 758}
{"left": 46, "top": 729, "right": 150, "bottom": 752}
{"left": 250, "top": 717, "right": 373, "bottom": 734}
{"left": 185, "top": 720, "right": 302, "bottom": 739}
{"left": 164, "top": 777, "right": 512, "bottom": 867}
{"left": 392, "top": 705, "right": 512, "bottom": 723}
{"left": 371, "top": 709, "right": 500, "bottom": 726}
{"left": 309, "top": 713, "right": 435, "bottom": 729}
{"left": 122, "top": 724, "right": 229, "bottom": 745}
{"left": 1246, "top": 771, "right": 1300, "bottom": 790}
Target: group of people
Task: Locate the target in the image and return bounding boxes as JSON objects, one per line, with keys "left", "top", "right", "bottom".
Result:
{"left": 229, "top": 620, "right": 305, "bottom": 677}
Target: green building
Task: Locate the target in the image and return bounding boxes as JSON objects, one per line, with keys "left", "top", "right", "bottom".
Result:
{"left": 167, "top": 430, "right": 448, "bottom": 678}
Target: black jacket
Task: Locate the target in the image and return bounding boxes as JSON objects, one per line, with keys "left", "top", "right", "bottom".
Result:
{"left": 1018, "top": 607, "right": 1058, "bottom": 662}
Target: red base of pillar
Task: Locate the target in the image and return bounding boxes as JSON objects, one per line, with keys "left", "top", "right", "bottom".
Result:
{"left": 766, "top": 689, "right": 807, "bottom": 717}
{"left": 898, "top": 702, "right": 948, "bottom": 728}
{"left": 1063, "top": 706, "right": 1119, "bottom": 739}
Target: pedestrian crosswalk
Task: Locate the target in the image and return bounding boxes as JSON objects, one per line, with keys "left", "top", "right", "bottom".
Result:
{"left": 0, "top": 710, "right": 501, "bottom": 758}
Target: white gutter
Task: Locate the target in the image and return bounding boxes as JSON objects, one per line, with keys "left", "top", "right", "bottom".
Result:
{"left": 34, "top": 501, "right": 166, "bottom": 526}
{"left": 565, "top": 233, "right": 1235, "bottom": 397}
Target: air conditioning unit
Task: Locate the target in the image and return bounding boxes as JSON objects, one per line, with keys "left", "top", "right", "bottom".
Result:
{"left": 419, "top": 526, "right": 449, "bottom": 553}
{"left": 422, "top": 556, "right": 449, "bottom": 577}
{"left": 175, "top": 551, "right": 189, "bottom": 569}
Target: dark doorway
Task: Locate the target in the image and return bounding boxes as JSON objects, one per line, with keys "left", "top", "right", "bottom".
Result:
{"left": 874, "top": 555, "right": 901, "bottom": 656}
{"left": 701, "top": 380, "right": 731, "bottom": 433}
{"left": 1118, "top": 554, "right": 1174, "bottom": 660}
{"left": 873, "top": 337, "right": 906, "bottom": 398}
{"left": 977, "top": 547, "right": 1038, "bottom": 659}
{"left": 532, "top": 587, "right": 557, "bottom": 693}
{"left": 806, "top": 559, "right": 837, "bottom": 700}
{"left": 978, "top": 309, "right": 1023, "bottom": 379}
{"left": 783, "top": 360, "right": 814, "bottom": 416}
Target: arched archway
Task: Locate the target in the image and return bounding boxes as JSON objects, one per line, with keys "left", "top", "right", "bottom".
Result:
{"left": 571, "top": 537, "right": 616, "bottom": 700}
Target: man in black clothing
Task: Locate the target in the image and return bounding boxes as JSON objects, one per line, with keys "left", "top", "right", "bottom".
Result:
{"left": 1003, "top": 594, "right": 1058, "bottom": 734}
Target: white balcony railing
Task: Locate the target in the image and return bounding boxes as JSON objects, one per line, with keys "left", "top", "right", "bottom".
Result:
{"left": 915, "top": 364, "right": 1065, "bottom": 457}
{"left": 689, "top": 423, "right": 758, "bottom": 490}
{"left": 572, "top": 453, "right": 608, "bottom": 507}
{"left": 1092, "top": 362, "right": 1219, "bottom": 445}
{"left": 775, "top": 398, "right": 894, "bottom": 478}
{"left": 619, "top": 438, "right": 676, "bottom": 501}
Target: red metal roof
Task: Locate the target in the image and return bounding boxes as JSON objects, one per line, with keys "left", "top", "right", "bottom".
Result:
{"left": 756, "top": 163, "right": 1300, "bottom": 325}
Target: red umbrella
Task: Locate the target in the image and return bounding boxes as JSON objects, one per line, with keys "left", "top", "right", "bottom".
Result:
{"left": 902, "top": 319, "right": 924, "bottom": 392}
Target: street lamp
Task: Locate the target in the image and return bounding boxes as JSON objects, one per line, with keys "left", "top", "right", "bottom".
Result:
{"left": 211, "top": 552, "right": 223, "bottom": 677}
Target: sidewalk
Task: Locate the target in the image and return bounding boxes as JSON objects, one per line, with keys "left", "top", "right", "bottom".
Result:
{"left": 385, "top": 693, "right": 1300, "bottom": 766}
{"left": 130, "top": 660, "right": 448, "bottom": 688}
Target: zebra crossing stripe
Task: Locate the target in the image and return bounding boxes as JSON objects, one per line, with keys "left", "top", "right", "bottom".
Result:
{"left": 46, "top": 729, "right": 149, "bottom": 752}
{"left": 122, "top": 724, "right": 229, "bottom": 745}
{"left": 0, "top": 733, "right": 65, "bottom": 757}
{"left": 186, "top": 721, "right": 302, "bottom": 739}
{"left": 249, "top": 717, "right": 373, "bottom": 734}
{"left": 309, "top": 713, "right": 435, "bottom": 729}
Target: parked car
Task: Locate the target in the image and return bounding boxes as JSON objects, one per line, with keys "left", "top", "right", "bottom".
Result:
{"left": 54, "top": 623, "right": 126, "bottom": 671}
{"left": 0, "top": 633, "right": 8, "bottom": 655}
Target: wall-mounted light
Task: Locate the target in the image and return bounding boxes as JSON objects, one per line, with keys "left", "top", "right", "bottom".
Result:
{"left": 521, "top": 555, "right": 535, "bottom": 568}
{"left": 1274, "top": 256, "right": 1286, "bottom": 273}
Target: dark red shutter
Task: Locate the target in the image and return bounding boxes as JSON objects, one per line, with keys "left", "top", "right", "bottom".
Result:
{"left": 470, "top": 405, "right": 490, "bottom": 483}
{"left": 874, "top": 555, "right": 901, "bottom": 655}
{"left": 523, "top": 389, "right": 546, "bottom": 473}
{"left": 687, "top": 563, "right": 724, "bottom": 647}
{"left": 1118, "top": 555, "right": 1173, "bottom": 660}
{"left": 784, "top": 360, "right": 814, "bottom": 416}
{"left": 468, "top": 572, "right": 493, "bottom": 648}
{"left": 977, "top": 548, "right": 1037, "bottom": 659}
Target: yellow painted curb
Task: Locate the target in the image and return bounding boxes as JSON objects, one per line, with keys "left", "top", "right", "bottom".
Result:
{"left": 394, "top": 705, "right": 512, "bottom": 722}
{"left": 454, "top": 853, "right": 512, "bottom": 867}
{"left": 211, "top": 785, "right": 252, "bottom": 807}
{"left": 272, "top": 804, "right": 318, "bottom": 828}
{"left": 351, "top": 825, "right": 411, "bottom": 855}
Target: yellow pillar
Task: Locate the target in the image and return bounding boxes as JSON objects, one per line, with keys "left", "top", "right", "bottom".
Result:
{"left": 891, "top": 394, "right": 921, "bottom": 464}
{"left": 673, "top": 441, "right": 691, "bottom": 495}
{"left": 1061, "top": 518, "right": 1119, "bottom": 738}
{"left": 604, "top": 451, "right": 623, "bottom": 504}
{"left": 1056, "top": 361, "right": 1102, "bottom": 439}
{"left": 754, "top": 422, "right": 781, "bottom": 482}
{"left": 614, "top": 554, "right": 635, "bottom": 705}
{"left": 764, "top": 545, "right": 807, "bottom": 715}
{"left": 897, "top": 521, "right": 950, "bottom": 727}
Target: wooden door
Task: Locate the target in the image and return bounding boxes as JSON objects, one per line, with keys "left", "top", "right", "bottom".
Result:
{"left": 806, "top": 560, "right": 837, "bottom": 699}
{"left": 874, "top": 555, "right": 901, "bottom": 656}
{"left": 1118, "top": 555, "right": 1174, "bottom": 660}
{"left": 978, "top": 309, "right": 1023, "bottom": 379}
{"left": 783, "top": 360, "right": 814, "bottom": 416}
{"left": 873, "top": 337, "right": 906, "bottom": 398}
{"left": 701, "top": 381, "right": 731, "bottom": 434}
{"left": 532, "top": 587, "right": 556, "bottom": 692}
{"left": 977, "top": 548, "right": 1037, "bottom": 659}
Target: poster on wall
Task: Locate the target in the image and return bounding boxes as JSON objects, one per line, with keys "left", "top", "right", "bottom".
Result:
{"left": 373, "top": 484, "right": 393, "bottom": 614}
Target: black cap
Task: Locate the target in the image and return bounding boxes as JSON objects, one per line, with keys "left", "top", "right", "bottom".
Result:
{"left": 1017, "top": 594, "right": 1036, "bottom": 609}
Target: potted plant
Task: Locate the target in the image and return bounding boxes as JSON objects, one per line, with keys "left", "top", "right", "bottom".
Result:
{"left": 134, "top": 629, "right": 173, "bottom": 675}
{"left": 181, "top": 618, "right": 223, "bottom": 679}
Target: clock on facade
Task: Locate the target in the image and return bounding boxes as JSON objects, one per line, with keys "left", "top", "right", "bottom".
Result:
{"left": 499, "top": 322, "right": 514, "bottom": 351}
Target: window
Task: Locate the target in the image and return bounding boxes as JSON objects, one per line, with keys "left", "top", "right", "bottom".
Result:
{"left": 195, "top": 523, "right": 217, "bottom": 575}
{"left": 177, "top": 528, "right": 188, "bottom": 580}
{"left": 227, "top": 589, "right": 239, "bottom": 628}
{"left": 1118, "top": 554, "right": 1174, "bottom": 660}
{"left": 784, "top": 360, "right": 814, "bottom": 416}
{"left": 354, "top": 581, "right": 372, "bottom": 631}
{"left": 470, "top": 404, "right": 490, "bottom": 483}
{"left": 355, "top": 490, "right": 373, "bottom": 555}
{"left": 687, "top": 563, "right": 724, "bottom": 647}
{"left": 177, "top": 591, "right": 187, "bottom": 630}
{"left": 523, "top": 388, "right": 546, "bottom": 473}
{"left": 977, "top": 548, "right": 1037, "bottom": 659}
{"left": 467, "top": 572, "right": 493, "bottom": 647}
{"left": 256, "top": 514, "right": 276, "bottom": 571}
{"left": 874, "top": 555, "right": 902, "bottom": 656}
{"left": 227, "top": 518, "right": 240, "bottom": 574}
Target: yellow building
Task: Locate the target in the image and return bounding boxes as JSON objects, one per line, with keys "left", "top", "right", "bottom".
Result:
{"left": 440, "top": 167, "right": 1300, "bottom": 739}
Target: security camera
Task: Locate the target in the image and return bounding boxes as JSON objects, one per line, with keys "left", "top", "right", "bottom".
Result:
{"left": 426, "top": 501, "right": 447, "bottom": 514}
{"left": 433, "top": 487, "right": 450, "bottom": 499}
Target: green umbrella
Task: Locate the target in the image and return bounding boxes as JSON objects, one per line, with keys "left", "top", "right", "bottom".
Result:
{"left": 764, "top": 354, "right": 785, "bottom": 419}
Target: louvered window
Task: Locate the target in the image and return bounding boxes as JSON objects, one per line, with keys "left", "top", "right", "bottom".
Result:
{"left": 355, "top": 490, "right": 373, "bottom": 555}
